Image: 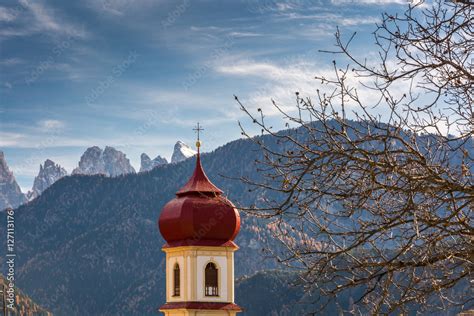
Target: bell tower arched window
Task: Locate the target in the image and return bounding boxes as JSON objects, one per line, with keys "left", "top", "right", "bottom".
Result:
{"left": 173, "top": 263, "right": 180, "bottom": 297}
{"left": 205, "top": 262, "right": 218, "bottom": 296}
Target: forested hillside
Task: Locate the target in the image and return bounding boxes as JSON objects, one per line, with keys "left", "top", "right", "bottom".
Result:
{"left": 1, "top": 122, "right": 470, "bottom": 315}
{"left": 0, "top": 274, "right": 51, "bottom": 316}
{"left": 0, "top": 135, "right": 282, "bottom": 315}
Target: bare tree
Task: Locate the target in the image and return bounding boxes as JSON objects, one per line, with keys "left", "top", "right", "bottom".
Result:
{"left": 236, "top": 0, "right": 473, "bottom": 314}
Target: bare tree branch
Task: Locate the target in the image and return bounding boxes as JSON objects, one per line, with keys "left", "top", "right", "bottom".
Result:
{"left": 238, "top": 0, "right": 473, "bottom": 314}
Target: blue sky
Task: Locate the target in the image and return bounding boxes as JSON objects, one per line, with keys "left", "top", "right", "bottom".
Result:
{"left": 0, "top": 0, "right": 415, "bottom": 191}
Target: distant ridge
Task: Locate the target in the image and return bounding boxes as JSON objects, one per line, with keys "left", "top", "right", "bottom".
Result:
{"left": 0, "top": 134, "right": 278, "bottom": 315}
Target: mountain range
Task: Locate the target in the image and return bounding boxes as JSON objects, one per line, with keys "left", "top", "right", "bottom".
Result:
{"left": 0, "top": 141, "right": 197, "bottom": 211}
{"left": 0, "top": 133, "right": 282, "bottom": 315}
{"left": 0, "top": 123, "right": 471, "bottom": 315}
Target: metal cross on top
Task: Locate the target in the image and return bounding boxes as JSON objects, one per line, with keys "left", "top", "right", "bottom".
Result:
{"left": 193, "top": 122, "right": 204, "bottom": 151}
{"left": 193, "top": 122, "right": 204, "bottom": 142}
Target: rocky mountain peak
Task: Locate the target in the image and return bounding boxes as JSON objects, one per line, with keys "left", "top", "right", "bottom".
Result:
{"left": 139, "top": 153, "right": 168, "bottom": 172}
{"left": 28, "top": 159, "right": 67, "bottom": 200}
{"left": 103, "top": 146, "right": 136, "bottom": 176}
{"left": 171, "top": 141, "right": 197, "bottom": 163}
{"left": 72, "top": 146, "right": 135, "bottom": 177}
{"left": 72, "top": 146, "right": 106, "bottom": 175}
{"left": 0, "top": 151, "right": 26, "bottom": 210}
{"left": 43, "top": 159, "right": 55, "bottom": 168}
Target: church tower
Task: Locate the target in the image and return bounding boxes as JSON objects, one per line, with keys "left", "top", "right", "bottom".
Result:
{"left": 157, "top": 134, "right": 242, "bottom": 315}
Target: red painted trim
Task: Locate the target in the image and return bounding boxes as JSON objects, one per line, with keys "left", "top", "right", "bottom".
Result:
{"left": 163, "top": 240, "right": 239, "bottom": 249}
{"left": 159, "top": 302, "right": 242, "bottom": 311}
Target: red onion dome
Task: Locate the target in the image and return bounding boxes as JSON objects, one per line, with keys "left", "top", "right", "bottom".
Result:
{"left": 158, "top": 153, "right": 241, "bottom": 248}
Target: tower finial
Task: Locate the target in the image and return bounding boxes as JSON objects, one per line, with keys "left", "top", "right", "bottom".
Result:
{"left": 193, "top": 122, "right": 204, "bottom": 153}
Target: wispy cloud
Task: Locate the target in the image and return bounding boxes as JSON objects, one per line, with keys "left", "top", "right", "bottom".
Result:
{"left": 190, "top": 25, "right": 229, "bottom": 32}
{"left": 20, "top": 0, "right": 61, "bottom": 32}
{"left": 216, "top": 61, "right": 283, "bottom": 78}
{"left": 94, "top": 0, "right": 128, "bottom": 16}
{"left": 0, "top": 132, "right": 24, "bottom": 147}
{"left": 331, "top": 0, "right": 427, "bottom": 7}
{"left": 0, "top": 6, "right": 17, "bottom": 22}
{"left": 38, "top": 119, "right": 66, "bottom": 131}
{"left": 85, "top": 83, "right": 238, "bottom": 124}
{"left": 188, "top": 25, "right": 265, "bottom": 40}
{"left": 214, "top": 57, "right": 329, "bottom": 115}
{"left": 331, "top": 0, "right": 412, "bottom": 4}
{"left": 0, "top": 1, "right": 87, "bottom": 39}
{"left": 213, "top": 54, "right": 412, "bottom": 119}
{"left": 274, "top": 11, "right": 380, "bottom": 26}
{"left": 0, "top": 58, "right": 24, "bottom": 66}
{"left": 0, "top": 27, "right": 32, "bottom": 38}
{"left": 338, "top": 16, "right": 380, "bottom": 26}
{"left": 20, "top": 0, "right": 87, "bottom": 37}
{"left": 228, "top": 31, "right": 263, "bottom": 38}
{"left": 86, "top": 0, "right": 160, "bottom": 16}
{"left": 0, "top": 130, "right": 176, "bottom": 149}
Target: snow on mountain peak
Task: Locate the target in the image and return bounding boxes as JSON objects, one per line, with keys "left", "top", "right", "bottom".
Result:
{"left": 171, "top": 141, "right": 197, "bottom": 163}
{"left": 72, "top": 146, "right": 136, "bottom": 176}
